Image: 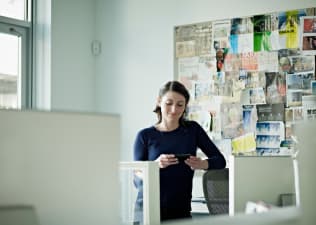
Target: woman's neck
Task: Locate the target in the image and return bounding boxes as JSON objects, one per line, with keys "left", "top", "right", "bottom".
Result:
{"left": 156, "top": 121, "right": 179, "bottom": 132}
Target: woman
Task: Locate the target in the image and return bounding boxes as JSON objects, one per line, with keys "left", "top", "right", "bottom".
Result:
{"left": 133, "top": 80, "right": 226, "bottom": 222}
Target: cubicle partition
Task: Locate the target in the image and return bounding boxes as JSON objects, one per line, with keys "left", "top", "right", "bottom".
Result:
{"left": 229, "top": 155, "right": 297, "bottom": 215}
{"left": 0, "top": 110, "right": 121, "bottom": 225}
{"left": 120, "top": 161, "right": 160, "bottom": 225}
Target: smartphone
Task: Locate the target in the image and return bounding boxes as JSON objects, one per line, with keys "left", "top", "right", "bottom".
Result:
{"left": 175, "top": 153, "right": 191, "bottom": 162}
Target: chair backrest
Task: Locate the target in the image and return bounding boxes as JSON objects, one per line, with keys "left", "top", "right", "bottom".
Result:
{"left": 202, "top": 168, "right": 229, "bottom": 215}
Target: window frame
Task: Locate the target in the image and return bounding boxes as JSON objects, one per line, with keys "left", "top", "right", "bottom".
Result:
{"left": 0, "top": 1, "right": 33, "bottom": 109}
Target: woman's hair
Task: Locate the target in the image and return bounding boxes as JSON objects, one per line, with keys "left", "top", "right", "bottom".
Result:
{"left": 153, "top": 81, "right": 190, "bottom": 125}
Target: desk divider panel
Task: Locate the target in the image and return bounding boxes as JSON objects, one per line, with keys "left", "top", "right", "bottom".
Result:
{"left": 229, "top": 155, "right": 296, "bottom": 215}
{"left": 120, "top": 161, "right": 160, "bottom": 225}
{"left": 0, "top": 110, "right": 120, "bottom": 225}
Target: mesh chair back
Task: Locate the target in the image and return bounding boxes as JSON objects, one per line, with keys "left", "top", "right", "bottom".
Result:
{"left": 202, "top": 168, "right": 229, "bottom": 215}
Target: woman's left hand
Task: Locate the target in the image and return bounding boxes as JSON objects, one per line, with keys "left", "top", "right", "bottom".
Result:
{"left": 185, "top": 156, "right": 208, "bottom": 170}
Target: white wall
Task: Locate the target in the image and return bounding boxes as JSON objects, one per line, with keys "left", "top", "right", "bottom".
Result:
{"left": 50, "top": 0, "right": 316, "bottom": 160}
{"left": 51, "top": 0, "right": 96, "bottom": 112}
{"left": 95, "top": 0, "right": 126, "bottom": 115}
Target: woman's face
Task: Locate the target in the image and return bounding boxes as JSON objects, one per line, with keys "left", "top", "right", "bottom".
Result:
{"left": 159, "top": 91, "right": 186, "bottom": 123}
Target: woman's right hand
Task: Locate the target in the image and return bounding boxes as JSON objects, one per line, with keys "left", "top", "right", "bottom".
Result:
{"left": 155, "top": 154, "right": 178, "bottom": 168}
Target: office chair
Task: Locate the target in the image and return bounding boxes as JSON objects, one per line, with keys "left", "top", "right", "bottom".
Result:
{"left": 202, "top": 168, "right": 229, "bottom": 215}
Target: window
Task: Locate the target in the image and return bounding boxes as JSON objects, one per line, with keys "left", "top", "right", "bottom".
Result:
{"left": 0, "top": 0, "right": 32, "bottom": 109}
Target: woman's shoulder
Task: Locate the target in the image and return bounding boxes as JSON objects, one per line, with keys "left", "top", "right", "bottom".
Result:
{"left": 136, "top": 126, "right": 156, "bottom": 136}
{"left": 183, "top": 120, "right": 201, "bottom": 128}
{"left": 182, "top": 120, "right": 204, "bottom": 131}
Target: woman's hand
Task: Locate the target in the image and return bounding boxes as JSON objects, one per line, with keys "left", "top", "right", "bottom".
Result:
{"left": 155, "top": 154, "right": 178, "bottom": 168}
{"left": 185, "top": 156, "right": 208, "bottom": 170}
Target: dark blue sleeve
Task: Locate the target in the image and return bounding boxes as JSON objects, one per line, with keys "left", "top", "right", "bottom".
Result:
{"left": 194, "top": 122, "right": 226, "bottom": 169}
{"left": 133, "top": 131, "right": 147, "bottom": 191}
{"left": 133, "top": 130, "right": 148, "bottom": 161}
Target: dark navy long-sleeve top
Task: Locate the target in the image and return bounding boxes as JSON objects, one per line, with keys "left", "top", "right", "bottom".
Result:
{"left": 133, "top": 120, "right": 226, "bottom": 213}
